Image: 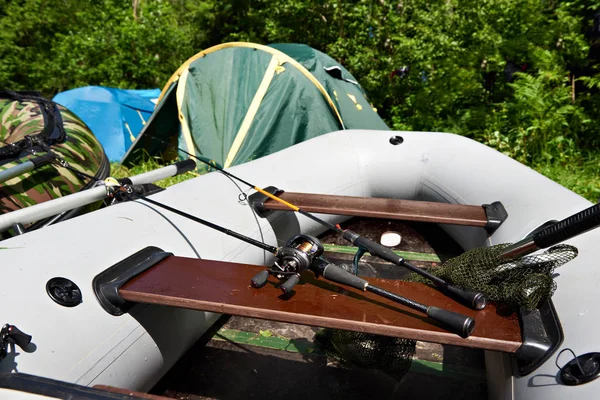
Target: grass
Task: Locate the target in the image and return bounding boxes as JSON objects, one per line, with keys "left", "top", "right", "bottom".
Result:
{"left": 110, "top": 158, "right": 205, "bottom": 188}
{"left": 533, "top": 155, "right": 600, "bottom": 202}
{"left": 111, "top": 153, "right": 599, "bottom": 202}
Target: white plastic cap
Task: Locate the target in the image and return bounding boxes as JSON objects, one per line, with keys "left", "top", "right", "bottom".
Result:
{"left": 380, "top": 231, "right": 402, "bottom": 247}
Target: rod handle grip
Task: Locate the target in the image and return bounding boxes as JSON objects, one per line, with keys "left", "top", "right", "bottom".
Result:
{"left": 426, "top": 306, "right": 475, "bottom": 338}
{"left": 321, "top": 263, "right": 368, "bottom": 291}
{"left": 344, "top": 230, "right": 446, "bottom": 287}
{"left": 343, "top": 231, "right": 402, "bottom": 265}
{"left": 534, "top": 203, "right": 600, "bottom": 249}
{"left": 442, "top": 285, "right": 487, "bottom": 310}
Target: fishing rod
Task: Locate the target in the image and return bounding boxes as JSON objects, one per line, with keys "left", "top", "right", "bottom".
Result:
{"left": 0, "top": 139, "right": 475, "bottom": 335}
{"left": 143, "top": 136, "right": 486, "bottom": 310}
{"left": 0, "top": 160, "right": 197, "bottom": 233}
{"left": 114, "top": 185, "right": 475, "bottom": 338}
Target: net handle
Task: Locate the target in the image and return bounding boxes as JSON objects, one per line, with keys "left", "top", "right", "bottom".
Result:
{"left": 534, "top": 203, "right": 600, "bottom": 248}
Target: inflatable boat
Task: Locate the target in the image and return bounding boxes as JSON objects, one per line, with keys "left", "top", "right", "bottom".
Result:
{"left": 0, "top": 130, "right": 597, "bottom": 399}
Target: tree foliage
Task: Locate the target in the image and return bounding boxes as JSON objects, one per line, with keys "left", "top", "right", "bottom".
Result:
{"left": 1, "top": 0, "right": 599, "bottom": 168}
{"left": 0, "top": 0, "right": 193, "bottom": 92}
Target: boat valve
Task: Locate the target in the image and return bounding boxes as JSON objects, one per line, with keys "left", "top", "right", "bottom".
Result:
{"left": 250, "top": 234, "right": 324, "bottom": 295}
{"left": 0, "top": 323, "right": 32, "bottom": 362}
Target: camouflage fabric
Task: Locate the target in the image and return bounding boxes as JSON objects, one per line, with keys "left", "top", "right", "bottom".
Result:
{"left": 0, "top": 98, "right": 108, "bottom": 215}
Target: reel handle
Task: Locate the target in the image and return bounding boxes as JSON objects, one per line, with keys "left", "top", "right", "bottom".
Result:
{"left": 280, "top": 274, "right": 301, "bottom": 294}
{"left": 250, "top": 270, "right": 270, "bottom": 288}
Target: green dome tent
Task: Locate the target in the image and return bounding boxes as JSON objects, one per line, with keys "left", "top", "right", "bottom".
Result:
{"left": 123, "top": 42, "right": 388, "bottom": 168}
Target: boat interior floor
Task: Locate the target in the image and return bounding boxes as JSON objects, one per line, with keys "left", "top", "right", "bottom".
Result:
{"left": 148, "top": 218, "right": 488, "bottom": 400}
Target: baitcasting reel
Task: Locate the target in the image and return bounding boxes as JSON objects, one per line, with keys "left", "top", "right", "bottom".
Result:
{"left": 249, "top": 234, "right": 476, "bottom": 337}
{"left": 250, "top": 234, "right": 324, "bottom": 294}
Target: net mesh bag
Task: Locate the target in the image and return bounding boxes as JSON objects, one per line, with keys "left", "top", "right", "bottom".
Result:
{"left": 315, "top": 329, "right": 416, "bottom": 381}
{"left": 317, "top": 244, "right": 578, "bottom": 381}
{"left": 315, "top": 262, "right": 417, "bottom": 382}
{"left": 409, "top": 243, "right": 578, "bottom": 310}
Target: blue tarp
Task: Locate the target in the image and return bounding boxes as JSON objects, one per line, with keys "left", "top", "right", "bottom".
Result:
{"left": 53, "top": 86, "right": 160, "bottom": 161}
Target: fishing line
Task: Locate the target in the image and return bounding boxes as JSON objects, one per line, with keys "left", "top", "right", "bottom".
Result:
{"left": 116, "top": 184, "right": 475, "bottom": 337}
{"left": 140, "top": 136, "right": 341, "bottom": 232}
{"left": 116, "top": 186, "right": 278, "bottom": 254}
{"left": 1, "top": 135, "right": 270, "bottom": 262}
{"left": 216, "top": 167, "right": 268, "bottom": 264}
{"left": 141, "top": 135, "right": 486, "bottom": 310}
{"left": 0, "top": 136, "right": 476, "bottom": 335}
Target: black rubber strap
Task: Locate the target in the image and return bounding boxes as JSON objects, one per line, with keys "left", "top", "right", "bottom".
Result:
{"left": 4, "top": 90, "right": 65, "bottom": 143}
{"left": 30, "top": 153, "right": 55, "bottom": 168}
{"left": 0, "top": 90, "right": 43, "bottom": 98}
{"left": 0, "top": 90, "right": 66, "bottom": 160}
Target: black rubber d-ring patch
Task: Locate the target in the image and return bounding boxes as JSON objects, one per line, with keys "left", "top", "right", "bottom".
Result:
{"left": 559, "top": 352, "right": 600, "bottom": 386}
{"left": 46, "top": 277, "right": 82, "bottom": 307}
{"left": 389, "top": 136, "right": 404, "bottom": 145}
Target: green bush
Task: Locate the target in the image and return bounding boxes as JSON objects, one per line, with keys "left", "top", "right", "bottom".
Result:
{"left": 1, "top": 0, "right": 598, "bottom": 200}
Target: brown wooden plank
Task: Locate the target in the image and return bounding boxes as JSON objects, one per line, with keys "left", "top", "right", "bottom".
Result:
{"left": 120, "top": 256, "right": 522, "bottom": 353}
{"left": 262, "top": 192, "right": 489, "bottom": 227}
{"left": 92, "top": 385, "right": 170, "bottom": 399}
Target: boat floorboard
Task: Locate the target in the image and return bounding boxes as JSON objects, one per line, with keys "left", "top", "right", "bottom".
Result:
{"left": 149, "top": 218, "right": 488, "bottom": 399}
{"left": 150, "top": 317, "right": 487, "bottom": 400}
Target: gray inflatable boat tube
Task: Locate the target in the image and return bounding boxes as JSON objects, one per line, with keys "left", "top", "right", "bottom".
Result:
{"left": 0, "top": 130, "right": 596, "bottom": 399}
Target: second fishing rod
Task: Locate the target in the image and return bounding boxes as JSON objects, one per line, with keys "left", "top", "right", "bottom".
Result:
{"left": 145, "top": 137, "right": 486, "bottom": 311}
{"left": 115, "top": 185, "right": 475, "bottom": 338}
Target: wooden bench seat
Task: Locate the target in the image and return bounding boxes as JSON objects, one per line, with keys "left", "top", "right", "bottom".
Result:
{"left": 258, "top": 191, "right": 492, "bottom": 227}
{"left": 119, "top": 255, "right": 522, "bottom": 352}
